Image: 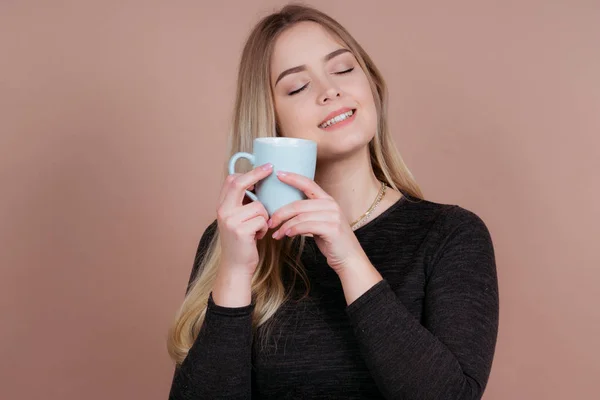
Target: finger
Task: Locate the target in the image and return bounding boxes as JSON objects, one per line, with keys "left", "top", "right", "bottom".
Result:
{"left": 272, "top": 211, "right": 337, "bottom": 239}
{"left": 245, "top": 185, "right": 255, "bottom": 205}
{"left": 219, "top": 197, "right": 268, "bottom": 227}
{"left": 236, "top": 201, "right": 269, "bottom": 224}
{"left": 221, "top": 163, "right": 273, "bottom": 209}
{"left": 218, "top": 173, "right": 241, "bottom": 205}
{"left": 240, "top": 215, "right": 269, "bottom": 238}
{"left": 268, "top": 199, "right": 334, "bottom": 230}
{"left": 276, "top": 171, "right": 331, "bottom": 200}
{"left": 281, "top": 221, "right": 334, "bottom": 239}
{"left": 256, "top": 223, "right": 269, "bottom": 240}
{"left": 242, "top": 187, "right": 256, "bottom": 206}
{"left": 218, "top": 174, "right": 255, "bottom": 205}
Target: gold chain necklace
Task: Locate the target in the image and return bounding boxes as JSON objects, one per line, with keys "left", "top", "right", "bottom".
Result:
{"left": 350, "top": 181, "right": 387, "bottom": 231}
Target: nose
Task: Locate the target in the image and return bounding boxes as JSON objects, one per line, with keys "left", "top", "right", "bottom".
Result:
{"left": 318, "top": 83, "right": 341, "bottom": 105}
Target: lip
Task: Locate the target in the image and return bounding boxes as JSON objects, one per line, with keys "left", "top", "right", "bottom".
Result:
{"left": 318, "top": 107, "right": 355, "bottom": 127}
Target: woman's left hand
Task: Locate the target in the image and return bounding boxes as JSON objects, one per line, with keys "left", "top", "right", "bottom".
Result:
{"left": 268, "top": 171, "right": 368, "bottom": 275}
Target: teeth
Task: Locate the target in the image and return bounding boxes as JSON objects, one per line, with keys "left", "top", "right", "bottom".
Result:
{"left": 320, "top": 110, "right": 354, "bottom": 128}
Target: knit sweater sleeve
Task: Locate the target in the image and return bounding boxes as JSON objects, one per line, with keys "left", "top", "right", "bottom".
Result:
{"left": 168, "top": 221, "right": 254, "bottom": 400}
{"left": 346, "top": 207, "right": 499, "bottom": 400}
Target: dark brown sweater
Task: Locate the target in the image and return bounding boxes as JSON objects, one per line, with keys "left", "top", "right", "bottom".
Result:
{"left": 169, "top": 195, "right": 499, "bottom": 399}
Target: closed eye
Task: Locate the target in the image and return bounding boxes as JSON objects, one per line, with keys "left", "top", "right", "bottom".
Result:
{"left": 288, "top": 83, "right": 308, "bottom": 96}
{"left": 288, "top": 68, "right": 354, "bottom": 96}
{"left": 335, "top": 67, "right": 354, "bottom": 75}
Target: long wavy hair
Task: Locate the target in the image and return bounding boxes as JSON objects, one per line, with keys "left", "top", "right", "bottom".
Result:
{"left": 167, "top": 3, "right": 423, "bottom": 365}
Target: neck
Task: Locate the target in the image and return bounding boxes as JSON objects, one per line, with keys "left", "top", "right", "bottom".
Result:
{"left": 314, "top": 147, "right": 382, "bottom": 224}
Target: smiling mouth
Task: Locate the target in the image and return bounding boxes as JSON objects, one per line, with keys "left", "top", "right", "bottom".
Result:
{"left": 318, "top": 109, "right": 356, "bottom": 129}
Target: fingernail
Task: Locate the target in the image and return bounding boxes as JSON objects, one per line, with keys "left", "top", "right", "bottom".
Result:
{"left": 272, "top": 231, "right": 279, "bottom": 239}
{"left": 262, "top": 163, "right": 273, "bottom": 170}
{"left": 277, "top": 171, "right": 287, "bottom": 177}
{"left": 267, "top": 219, "right": 273, "bottom": 228}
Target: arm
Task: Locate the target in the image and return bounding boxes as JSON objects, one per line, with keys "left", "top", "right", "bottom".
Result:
{"left": 169, "top": 297, "right": 254, "bottom": 400}
{"left": 344, "top": 209, "right": 499, "bottom": 399}
{"left": 168, "top": 222, "right": 254, "bottom": 400}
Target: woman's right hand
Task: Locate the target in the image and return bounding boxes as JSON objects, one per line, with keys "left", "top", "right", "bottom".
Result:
{"left": 212, "top": 163, "right": 273, "bottom": 306}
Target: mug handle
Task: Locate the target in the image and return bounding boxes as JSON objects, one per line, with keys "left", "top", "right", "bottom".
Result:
{"left": 228, "top": 152, "right": 258, "bottom": 201}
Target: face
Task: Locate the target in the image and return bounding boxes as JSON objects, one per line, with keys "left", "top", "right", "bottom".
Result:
{"left": 270, "top": 22, "right": 378, "bottom": 161}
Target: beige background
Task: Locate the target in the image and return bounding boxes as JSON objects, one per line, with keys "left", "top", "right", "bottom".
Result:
{"left": 1, "top": 1, "right": 599, "bottom": 399}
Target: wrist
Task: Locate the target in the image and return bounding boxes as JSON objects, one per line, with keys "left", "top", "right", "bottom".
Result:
{"left": 335, "top": 251, "right": 371, "bottom": 278}
{"left": 212, "top": 269, "right": 253, "bottom": 307}
{"left": 337, "top": 257, "right": 383, "bottom": 306}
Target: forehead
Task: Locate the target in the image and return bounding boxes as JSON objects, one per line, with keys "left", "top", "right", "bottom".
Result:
{"left": 270, "top": 21, "right": 346, "bottom": 74}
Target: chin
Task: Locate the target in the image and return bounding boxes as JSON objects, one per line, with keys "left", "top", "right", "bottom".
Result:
{"left": 315, "top": 134, "right": 371, "bottom": 161}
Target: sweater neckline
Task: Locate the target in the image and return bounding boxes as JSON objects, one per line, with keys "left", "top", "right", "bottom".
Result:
{"left": 352, "top": 192, "right": 408, "bottom": 234}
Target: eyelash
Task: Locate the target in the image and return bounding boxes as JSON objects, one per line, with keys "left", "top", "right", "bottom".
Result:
{"left": 288, "top": 67, "right": 355, "bottom": 96}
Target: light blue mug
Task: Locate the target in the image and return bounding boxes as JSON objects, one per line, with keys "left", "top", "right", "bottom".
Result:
{"left": 228, "top": 137, "right": 317, "bottom": 215}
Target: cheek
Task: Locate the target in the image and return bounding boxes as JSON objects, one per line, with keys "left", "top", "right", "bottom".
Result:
{"left": 357, "top": 78, "right": 375, "bottom": 107}
{"left": 277, "top": 104, "right": 315, "bottom": 136}
{"left": 355, "top": 81, "right": 378, "bottom": 125}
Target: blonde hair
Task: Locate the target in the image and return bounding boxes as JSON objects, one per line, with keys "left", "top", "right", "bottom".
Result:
{"left": 167, "top": 3, "right": 423, "bottom": 365}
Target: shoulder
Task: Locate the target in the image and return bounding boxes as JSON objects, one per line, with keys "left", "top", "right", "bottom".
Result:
{"left": 401, "top": 194, "right": 490, "bottom": 236}
{"left": 397, "top": 194, "right": 493, "bottom": 256}
{"left": 412, "top": 200, "right": 495, "bottom": 277}
{"left": 359, "top": 193, "right": 491, "bottom": 244}
{"left": 434, "top": 202, "right": 489, "bottom": 236}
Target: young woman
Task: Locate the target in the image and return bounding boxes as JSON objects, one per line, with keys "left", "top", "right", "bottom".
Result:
{"left": 167, "top": 4, "right": 499, "bottom": 399}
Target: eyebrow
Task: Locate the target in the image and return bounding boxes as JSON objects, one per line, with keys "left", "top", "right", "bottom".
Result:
{"left": 274, "top": 48, "right": 351, "bottom": 86}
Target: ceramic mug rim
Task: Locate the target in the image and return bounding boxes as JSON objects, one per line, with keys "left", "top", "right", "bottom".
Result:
{"left": 254, "top": 137, "right": 316, "bottom": 147}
